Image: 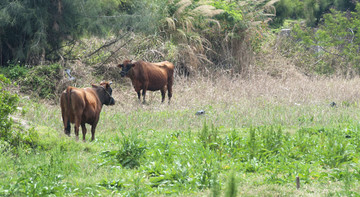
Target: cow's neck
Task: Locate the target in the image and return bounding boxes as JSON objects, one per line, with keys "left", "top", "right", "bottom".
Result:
{"left": 127, "top": 68, "right": 135, "bottom": 78}
{"left": 93, "top": 87, "right": 107, "bottom": 106}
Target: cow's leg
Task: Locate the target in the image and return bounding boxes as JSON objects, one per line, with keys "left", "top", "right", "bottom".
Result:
{"left": 90, "top": 123, "right": 98, "bottom": 141}
{"left": 74, "top": 118, "right": 80, "bottom": 141}
{"left": 160, "top": 87, "right": 166, "bottom": 103}
{"left": 168, "top": 84, "right": 173, "bottom": 104}
{"left": 65, "top": 120, "right": 71, "bottom": 136}
{"left": 137, "top": 91, "right": 141, "bottom": 101}
{"left": 134, "top": 85, "right": 142, "bottom": 102}
{"left": 142, "top": 82, "right": 149, "bottom": 104}
{"left": 81, "top": 123, "right": 87, "bottom": 142}
{"left": 142, "top": 89, "right": 147, "bottom": 104}
{"left": 62, "top": 114, "right": 71, "bottom": 136}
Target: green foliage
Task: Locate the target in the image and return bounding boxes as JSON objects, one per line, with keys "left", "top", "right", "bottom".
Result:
{"left": 99, "top": 179, "right": 124, "bottom": 191}
{"left": 0, "top": 0, "right": 83, "bottom": 65}
{"left": 273, "top": 0, "right": 357, "bottom": 27}
{"left": 3, "top": 95, "right": 360, "bottom": 195}
{"left": 198, "top": 121, "right": 220, "bottom": 149}
{"left": 0, "top": 63, "right": 29, "bottom": 81}
{"left": 0, "top": 0, "right": 131, "bottom": 65}
{"left": 289, "top": 4, "right": 360, "bottom": 75}
{"left": 0, "top": 74, "right": 18, "bottom": 141}
{"left": 211, "top": 0, "right": 243, "bottom": 31}
{"left": 1, "top": 147, "right": 74, "bottom": 196}
{"left": 115, "top": 133, "right": 147, "bottom": 169}
{"left": 211, "top": 172, "right": 221, "bottom": 197}
{"left": 225, "top": 171, "right": 237, "bottom": 197}
{"left": 0, "top": 75, "right": 42, "bottom": 151}
{"left": 3, "top": 127, "right": 40, "bottom": 151}
{"left": 270, "top": 0, "right": 304, "bottom": 27}
{"left": 20, "top": 64, "right": 62, "bottom": 99}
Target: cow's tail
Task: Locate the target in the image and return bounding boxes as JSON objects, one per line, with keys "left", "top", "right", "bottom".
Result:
{"left": 167, "top": 63, "right": 175, "bottom": 101}
{"left": 66, "top": 86, "right": 72, "bottom": 110}
{"left": 65, "top": 86, "right": 72, "bottom": 134}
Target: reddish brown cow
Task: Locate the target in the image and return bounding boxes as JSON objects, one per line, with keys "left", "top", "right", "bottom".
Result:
{"left": 60, "top": 82, "right": 115, "bottom": 141}
{"left": 117, "top": 60, "right": 174, "bottom": 103}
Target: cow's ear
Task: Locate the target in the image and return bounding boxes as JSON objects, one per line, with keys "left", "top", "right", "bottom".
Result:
{"left": 91, "top": 84, "right": 98, "bottom": 88}
{"left": 131, "top": 63, "right": 136, "bottom": 67}
{"left": 117, "top": 64, "right": 123, "bottom": 68}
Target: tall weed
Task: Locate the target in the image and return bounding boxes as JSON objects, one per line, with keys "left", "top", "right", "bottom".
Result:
{"left": 116, "top": 132, "right": 147, "bottom": 169}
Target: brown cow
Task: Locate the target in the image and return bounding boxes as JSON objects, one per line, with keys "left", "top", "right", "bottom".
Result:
{"left": 60, "top": 81, "right": 115, "bottom": 141}
{"left": 117, "top": 60, "right": 174, "bottom": 103}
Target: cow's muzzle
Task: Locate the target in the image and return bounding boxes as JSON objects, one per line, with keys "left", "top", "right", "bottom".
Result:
{"left": 108, "top": 97, "right": 115, "bottom": 105}
{"left": 120, "top": 71, "right": 126, "bottom": 77}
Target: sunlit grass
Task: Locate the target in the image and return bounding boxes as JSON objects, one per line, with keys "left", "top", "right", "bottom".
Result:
{"left": 2, "top": 74, "right": 360, "bottom": 196}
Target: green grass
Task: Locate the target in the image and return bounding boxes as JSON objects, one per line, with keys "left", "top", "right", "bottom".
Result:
{"left": 2, "top": 76, "right": 360, "bottom": 196}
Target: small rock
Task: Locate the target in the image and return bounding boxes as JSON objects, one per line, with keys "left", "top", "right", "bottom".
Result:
{"left": 330, "top": 102, "right": 336, "bottom": 107}
{"left": 195, "top": 110, "right": 205, "bottom": 115}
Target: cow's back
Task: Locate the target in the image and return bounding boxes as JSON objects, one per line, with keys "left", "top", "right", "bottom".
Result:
{"left": 60, "top": 87, "right": 101, "bottom": 124}
{"left": 140, "top": 61, "right": 174, "bottom": 91}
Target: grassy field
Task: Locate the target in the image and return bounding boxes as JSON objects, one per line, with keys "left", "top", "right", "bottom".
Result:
{"left": 1, "top": 73, "right": 360, "bottom": 196}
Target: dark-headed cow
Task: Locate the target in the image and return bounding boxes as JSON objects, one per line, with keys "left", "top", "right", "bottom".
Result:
{"left": 117, "top": 60, "right": 174, "bottom": 103}
{"left": 60, "top": 81, "right": 115, "bottom": 141}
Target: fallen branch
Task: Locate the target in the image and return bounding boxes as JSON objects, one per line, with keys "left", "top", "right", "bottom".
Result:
{"left": 99, "top": 37, "right": 133, "bottom": 66}
{"left": 86, "top": 31, "right": 130, "bottom": 58}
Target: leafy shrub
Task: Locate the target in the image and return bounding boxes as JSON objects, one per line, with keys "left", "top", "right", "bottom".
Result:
{"left": 283, "top": 3, "right": 360, "bottom": 75}
{"left": 211, "top": 0, "right": 243, "bottom": 31}
{"left": 99, "top": 179, "right": 124, "bottom": 191}
{"left": 198, "top": 121, "right": 220, "bottom": 149}
{"left": 0, "top": 75, "right": 19, "bottom": 142}
{"left": 20, "top": 64, "right": 62, "bottom": 99}
{"left": 116, "top": 134, "right": 147, "bottom": 169}
{"left": 0, "top": 74, "right": 41, "bottom": 150}
{"left": 0, "top": 63, "right": 29, "bottom": 80}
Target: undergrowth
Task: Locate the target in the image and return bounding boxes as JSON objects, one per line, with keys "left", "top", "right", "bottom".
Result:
{"left": 2, "top": 119, "right": 360, "bottom": 196}
{"left": 2, "top": 74, "right": 360, "bottom": 196}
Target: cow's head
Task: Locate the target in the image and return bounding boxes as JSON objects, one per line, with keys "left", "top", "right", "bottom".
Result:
{"left": 117, "top": 60, "right": 135, "bottom": 77}
{"left": 93, "top": 81, "right": 115, "bottom": 105}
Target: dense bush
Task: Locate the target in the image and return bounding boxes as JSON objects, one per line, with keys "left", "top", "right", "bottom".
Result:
{"left": 0, "top": 75, "right": 18, "bottom": 141}
{"left": 0, "top": 0, "right": 126, "bottom": 66}
{"left": 273, "top": 0, "right": 358, "bottom": 27}
{"left": 0, "top": 63, "right": 29, "bottom": 80}
{"left": 20, "top": 64, "right": 62, "bottom": 99}
{"left": 278, "top": 3, "right": 360, "bottom": 75}
{"left": 0, "top": 75, "right": 39, "bottom": 150}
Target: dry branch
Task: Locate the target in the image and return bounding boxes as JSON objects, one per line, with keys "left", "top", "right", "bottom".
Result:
{"left": 86, "top": 31, "right": 130, "bottom": 58}
{"left": 99, "top": 37, "right": 133, "bottom": 67}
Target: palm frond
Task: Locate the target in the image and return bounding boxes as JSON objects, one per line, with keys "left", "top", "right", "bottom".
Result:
{"left": 176, "top": 29, "right": 188, "bottom": 40}
{"left": 265, "top": 0, "right": 280, "bottom": 7}
{"left": 193, "top": 5, "right": 224, "bottom": 17}
{"left": 165, "top": 17, "right": 176, "bottom": 31}
{"left": 183, "top": 17, "right": 194, "bottom": 33}
{"left": 175, "top": 0, "right": 192, "bottom": 17}
{"left": 205, "top": 19, "right": 221, "bottom": 31}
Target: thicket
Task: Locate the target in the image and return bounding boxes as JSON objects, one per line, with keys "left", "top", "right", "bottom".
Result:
{"left": 0, "top": 0, "right": 127, "bottom": 65}
{"left": 273, "top": 0, "right": 357, "bottom": 27}
{"left": 0, "top": 75, "right": 40, "bottom": 150}
{"left": 0, "top": 0, "right": 360, "bottom": 94}
{"left": 277, "top": 3, "right": 360, "bottom": 75}
{"left": 0, "top": 0, "right": 277, "bottom": 73}
{"left": 0, "top": 75, "right": 18, "bottom": 138}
